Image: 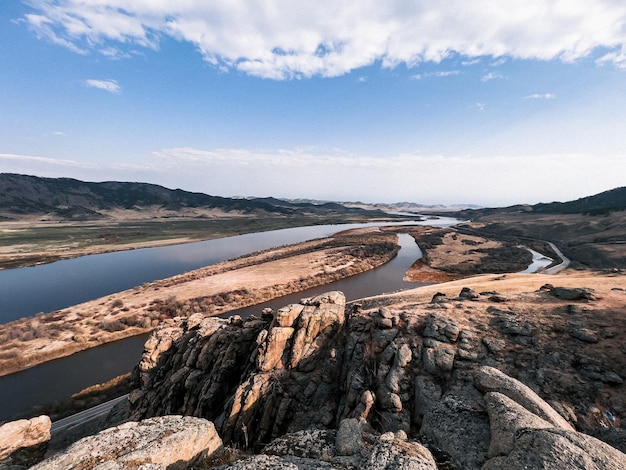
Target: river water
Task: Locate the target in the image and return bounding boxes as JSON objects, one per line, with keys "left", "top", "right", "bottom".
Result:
{"left": 0, "top": 218, "right": 457, "bottom": 323}
{"left": 0, "top": 218, "right": 459, "bottom": 421}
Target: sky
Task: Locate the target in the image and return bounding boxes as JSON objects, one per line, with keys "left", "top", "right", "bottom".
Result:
{"left": 1, "top": 1, "right": 625, "bottom": 207}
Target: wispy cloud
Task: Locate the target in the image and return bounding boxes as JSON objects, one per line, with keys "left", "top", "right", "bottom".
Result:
{"left": 524, "top": 93, "right": 556, "bottom": 100}
{"left": 462, "top": 58, "right": 481, "bottom": 66}
{"left": 20, "top": 1, "right": 626, "bottom": 79}
{"left": 481, "top": 72, "right": 504, "bottom": 82}
{"left": 412, "top": 70, "right": 460, "bottom": 80}
{"left": 490, "top": 57, "right": 508, "bottom": 67}
{"left": 85, "top": 79, "right": 121, "bottom": 93}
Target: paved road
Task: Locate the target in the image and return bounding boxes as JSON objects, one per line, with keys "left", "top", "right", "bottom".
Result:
{"left": 544, "top": 242, "right": 570, "bottom": 274}
{"left": 50, "top": 394, "right": 128, "bottom": 435}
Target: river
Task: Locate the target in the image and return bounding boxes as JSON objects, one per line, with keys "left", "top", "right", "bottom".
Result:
{"left": 0, "top": 218, "right": 459, "bottom": 323}
{"left": 0, "top": 218, "right": 459, "bottom": 421}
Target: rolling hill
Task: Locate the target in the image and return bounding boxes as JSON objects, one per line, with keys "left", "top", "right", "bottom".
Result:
{"left": 0, "top": 173, "right": 386, "bottom": 220}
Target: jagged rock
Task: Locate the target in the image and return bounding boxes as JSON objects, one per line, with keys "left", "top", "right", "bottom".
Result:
{"left": 127, "top": 290, "right": 625, "bottom": 468}
{"left": 457, "top": 329, "right": 480, "bottom": 361}
{"left": 257, "top": 326, "right": 294, "bottom": 371}
{"left": 481, "top": 336, "right": 505, "bottom": 354}
{"left": 31, "top": 416, "right": 222, "bottom": 470}
{"left": 422, "top": 340, "right": 456, "bottom": 375}
{"left": 131, "top": 293, "right": 347, "bottom": 448}
{"left": 423, "top": 313, "right": 460, "bottom": 342}
{"left": 273, "top": 304, "right": 304, "bottom": 327}
{"left": 489, "top": 314, "right": 533, "bottom": 336}
{"left": 474, "top": 366, "right": 574, "bottom": 430}
{"left": 222, "top": 429, "right": 437, "bottom": 470}
{"left": 0, "top": 415, "right": 51, "bottom": 461}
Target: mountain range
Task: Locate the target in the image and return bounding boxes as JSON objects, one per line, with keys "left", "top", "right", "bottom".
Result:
{"left": 0, "top": 173, "right": 387, "bottom": 220}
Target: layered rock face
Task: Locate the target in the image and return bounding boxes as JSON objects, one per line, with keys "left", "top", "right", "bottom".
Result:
{"left": 128, "top": 288, "right": 626, "bottom": 468}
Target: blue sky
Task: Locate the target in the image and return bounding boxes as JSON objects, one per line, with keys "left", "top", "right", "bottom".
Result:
{"left": 1, "top": 1, "right": 625, "bottom": 206}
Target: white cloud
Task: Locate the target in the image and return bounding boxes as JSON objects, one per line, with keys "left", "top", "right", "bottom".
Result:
{"left": 21, "top": 1, "right": 626, "bottom": 79}
{"left": 462, "top": 58, "right": 481, "bottom": 66}
{"left": 85, "top": 79, "right": 121, "bottom": 93}
{"left": 481, "top": 72, "right": 504, "bottom": 82}
{"left": 524, "top": 93, "right": 556, "bottom": 99}
{"left": 490, "top": 57, "right": 508, "bottom": 67}
{"left": 412, "top": 70, "right": 460, "bottom": 80}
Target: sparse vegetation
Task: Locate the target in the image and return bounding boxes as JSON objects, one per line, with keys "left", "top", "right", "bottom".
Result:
{"left": 0, "top": 230, "right": 399, "bottom": 378}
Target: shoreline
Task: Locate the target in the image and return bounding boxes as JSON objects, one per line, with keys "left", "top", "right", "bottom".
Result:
{"left": 0, "top": 229, "right": 400, "bottom": 377}
{"left": 0, "top": 215, "right": 412, "bottom": 271}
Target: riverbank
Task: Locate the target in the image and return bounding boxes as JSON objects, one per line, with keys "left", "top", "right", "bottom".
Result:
{"left": 0, "top": 229, "right": 399, "bottom": 377}
{"left": 0, "top": 215, "right": 407, "bottom": 270}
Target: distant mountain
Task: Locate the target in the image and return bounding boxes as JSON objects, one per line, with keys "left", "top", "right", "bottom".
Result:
{"left": 285, "top": 198, "right": 482, "bottom": 213}
{"left": 533, "top": 187, "right": 626, "bottom": 215}
{"left": 0, "top": 174, "right": 387, "bottom": 220}
{"left": 447, "top": 187, "right": 626, "bottom": 220}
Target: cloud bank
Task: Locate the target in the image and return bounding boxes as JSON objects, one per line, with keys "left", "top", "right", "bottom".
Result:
{"left": 2, "top": 148, "right": 623, "bottom": 206}
{"left": 22, "top": 0, "right": 626, "bottom": 79}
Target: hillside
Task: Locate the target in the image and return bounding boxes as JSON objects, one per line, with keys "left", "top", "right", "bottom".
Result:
{"left": 534, "top": 186, "right": 626, "bottom": 215}
{"left": 443, "top": 187, "right": 626, "bottom": 269}
{"left": 0, "top": 173, "right": 386, "bottom": 221}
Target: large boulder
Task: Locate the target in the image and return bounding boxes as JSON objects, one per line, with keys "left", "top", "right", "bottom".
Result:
{"left": 31, "top": 416, "right": 222, "bottom": 470}
{"left": 478, "top": 370, "right": 626, "bottom": 469}
{"left": 482, "top": 428, "right": 626, "bottom": 470}
{"left": 0, "top": 415, "right": 51, "bottom": 461}
{"left": 474, "top": 365, "right": 574, "bottom": 430}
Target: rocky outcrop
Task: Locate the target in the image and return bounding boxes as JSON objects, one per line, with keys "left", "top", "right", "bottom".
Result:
{"left": 217, "top": 427, "right": 438, "bottom": 469}
{"left": 482, "top": 407, "right": 626, "bottom": 469}
{"left": 0, "top": 415, "right": 50, "bottom": 461}
{"left": 128, "top": 288, "right": 626, "bottom": 468}
{"left": 32, "top": 416, "right": 222, "bottom": 469}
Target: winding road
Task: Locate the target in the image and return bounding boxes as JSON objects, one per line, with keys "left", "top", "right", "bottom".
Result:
{"left": 544, "top": 242, "right": 571, "bottom": 274}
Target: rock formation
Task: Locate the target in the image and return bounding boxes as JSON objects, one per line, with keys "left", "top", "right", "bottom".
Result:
{"left": 125, "top": 287, "right": 626, "bottom": 468}
{"left": 0, "top": 415, "right": 50, "bottom": 461}
{"left": 32, "top": 416, "right": 222, "bottom": 469}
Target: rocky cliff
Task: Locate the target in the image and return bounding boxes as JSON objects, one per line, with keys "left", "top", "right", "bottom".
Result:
{"left": 124, "top": 283, "right": 626, "bottom": 468}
